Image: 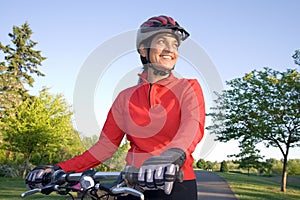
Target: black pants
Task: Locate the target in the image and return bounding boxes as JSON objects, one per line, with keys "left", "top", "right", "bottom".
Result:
{"left": 117, "top": 180, "right": 197, "bottom": 200}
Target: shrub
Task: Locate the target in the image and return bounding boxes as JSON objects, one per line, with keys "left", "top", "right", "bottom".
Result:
{"left": 0, "top": 164, "right": 27, "bottom": 177}
{"left": 220, "top": 160, "right": 229, "bottom": 172}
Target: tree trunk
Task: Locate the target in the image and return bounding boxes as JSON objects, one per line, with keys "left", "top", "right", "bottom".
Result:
{"left": 22, "top": 153, "right": 31, "bottom": 178}
{"left": 281, "top": 156, "right": 288, "bottom": 192}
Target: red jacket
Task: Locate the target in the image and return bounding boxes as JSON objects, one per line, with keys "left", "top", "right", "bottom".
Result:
{"left": 58, "top": 73, "right": 205, "bottom": 180}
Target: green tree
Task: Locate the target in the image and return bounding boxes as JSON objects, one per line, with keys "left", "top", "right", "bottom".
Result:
{"left": 207, "top": 67, "right": 300, "bottom": 192}
{"left": 232, "top": 140, "right": 263, "bottom": 176}
{"left": 81, "top": 134, "right": 99, "bottom": 149}
{"left": 264, "top": 158, "right": 283, "bottom": 175}
{"left": 260, "top": 159, "right": 273, "bottom": 175}
{"left": 0, "top": 22, "right": 46, "bottom": 114}
{"left": 287, "top": 159, "right": 300, "bottom": 175}
{"left": 205, "top": 161, "right": 214, "bottom": 171}
{"left": 81, "top": 135, "right": 130, "bottom": 172}
{"left": 292, "top": 49, "right": 300, "bottom": 65}
{"left": 238, "top": 155, "right": 262, "bottom": 176}
{"left": 0, "top": 88, "right": 73, "bottom": 177}
{"left": 104, "top": 140, "right": 130, "bottom": 171}
{"left": 196, "top": 158, "right": 207, "bottom": 169}
{"left": 220, "top": 160, "right": 229, "bottom": 172}
{"left": 30, "top": 129, "right": 85, "bottom": 165}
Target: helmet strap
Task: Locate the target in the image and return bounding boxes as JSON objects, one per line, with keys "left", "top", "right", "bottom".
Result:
{"left": 148, "top": 64, "right": 171, "bottom": 76}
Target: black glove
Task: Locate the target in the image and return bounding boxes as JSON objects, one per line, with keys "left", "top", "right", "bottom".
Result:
{"left": 138, "top": 148, "right": 186, "bottom": 195}
{"left": 25, "top": 165, "right": 63, "bottom": 189}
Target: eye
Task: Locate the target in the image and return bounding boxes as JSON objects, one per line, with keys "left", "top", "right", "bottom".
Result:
{"left": 173, "top": 43, "right": 179, "bottom": 49}
{"left": 157, "top": 38, "right": 165, "bottom": 45}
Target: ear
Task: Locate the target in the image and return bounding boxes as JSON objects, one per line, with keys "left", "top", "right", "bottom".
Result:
{"left": 138, "top": 43, "right": 147, "bottom": 58}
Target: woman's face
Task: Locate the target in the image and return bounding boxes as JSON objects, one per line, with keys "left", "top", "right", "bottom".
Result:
{"left": 141, "top": 33, "right": 179, "bottom": 71}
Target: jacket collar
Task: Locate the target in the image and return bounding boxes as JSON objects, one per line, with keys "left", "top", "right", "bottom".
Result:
{"left": 138, "top": 72, "right": 178, "bottom": 86}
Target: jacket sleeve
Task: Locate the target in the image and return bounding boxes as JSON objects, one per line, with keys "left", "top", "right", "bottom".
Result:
{"left": 57, "top": 96, "right": 125, "bottom": 173}
{"left": 167, "top": 79, "right": 205, "bottom": 161}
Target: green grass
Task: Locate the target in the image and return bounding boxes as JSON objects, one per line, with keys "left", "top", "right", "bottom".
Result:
{"left": 215, "top": 172, "right": 300, "bottom": 200}
{"left": 0, "top": 177, "right": 72, "bottom": 200}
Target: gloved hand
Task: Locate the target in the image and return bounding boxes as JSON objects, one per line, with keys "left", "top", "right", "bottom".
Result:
{"left": 25, "top": 165, "right": 64, "bottom": 189}
{"left": 138, "top": 148, "right": 186, "bottom": 195}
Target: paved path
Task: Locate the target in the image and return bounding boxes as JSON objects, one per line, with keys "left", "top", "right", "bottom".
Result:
{"left": 195, "top": 170, "right": 238, "bottom": 200}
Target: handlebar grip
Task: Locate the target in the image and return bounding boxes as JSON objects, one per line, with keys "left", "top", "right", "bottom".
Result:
{"left": 121, "top": 166, "right": 139, "bottom": 185}
{"left": 121, "top": 165, "right": 184, "bottom": 185}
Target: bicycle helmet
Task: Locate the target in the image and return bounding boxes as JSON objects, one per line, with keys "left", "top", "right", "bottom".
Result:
{"left": 136, "top": 15, "right": 190, "bottom": 76}
{"left": 136, "top": 15, "right": 190, "bottom": 51}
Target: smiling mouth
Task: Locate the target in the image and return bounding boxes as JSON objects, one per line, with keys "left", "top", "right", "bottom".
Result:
{"left": 160, "top": 55, "right": 173, "bottom": 60}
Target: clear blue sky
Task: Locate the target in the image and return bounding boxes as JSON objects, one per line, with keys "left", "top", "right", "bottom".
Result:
{"left": 1, "top": 0, "right": 299, "bottom": 161}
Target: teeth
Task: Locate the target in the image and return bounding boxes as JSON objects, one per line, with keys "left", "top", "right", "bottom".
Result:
{"left": 161, "top": 55, "right": 172, "bottom": 59}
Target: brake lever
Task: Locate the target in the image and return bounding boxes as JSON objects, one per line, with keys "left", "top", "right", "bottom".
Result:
{"left": 111, "top": 187, "right": 144, "bottom": 200}
{"left": 20, "top": 188, "right": 41, "bottom": 198}
{"left": 20, "top": 184, "right": 58, "bottom": 198}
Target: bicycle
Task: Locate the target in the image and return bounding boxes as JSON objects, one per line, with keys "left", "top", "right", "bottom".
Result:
{"left": 20, "top": 167, "right": 145, "bottom": 200}
{"left": 21, "top": 149, "right": 185, "bottom": 199}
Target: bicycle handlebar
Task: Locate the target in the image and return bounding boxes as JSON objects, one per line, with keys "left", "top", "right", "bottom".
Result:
{"left": 21, "top": 169, "right": 145, "bottom": 200}
{"left": 21, "top": 164, "right": 183, "bottom": 199}
{"left": 59, "top": 171, "right": 121, "bottom": 183}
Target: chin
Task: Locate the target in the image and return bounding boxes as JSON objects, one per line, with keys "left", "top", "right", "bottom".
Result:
{"left": 160, "top": 64, "right": 175, "bottom": 70}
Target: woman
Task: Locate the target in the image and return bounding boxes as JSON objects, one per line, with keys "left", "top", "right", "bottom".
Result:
{"left": 26, "top": 15, "right": 205, "bottom": 200}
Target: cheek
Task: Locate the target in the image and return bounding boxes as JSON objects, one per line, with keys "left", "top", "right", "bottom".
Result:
{"left": 173, "top": 52, "right": 178, "bottom": 60}
{"left": 149, "top": 48, "right": 162, "bottom": 60}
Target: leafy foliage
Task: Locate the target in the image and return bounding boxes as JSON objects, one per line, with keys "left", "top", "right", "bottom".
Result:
{"left": 207, "top": 67, "right": 300, "bottom": 191}
{"left": 287, "top": 159, "right": 300, "bottom": 175}
{"left": 220, "top": 160, "right": 229, "bottom": 172}
{"left": 0, "top": 22, "right": 46, "bottom": 132}
{"left": 0, "top": 88, "right": 78, "bottom": 176}
{"left": 208, "top": 68, "right": 299, "bottom": 150}
{"left": 104, "top": 140, "right": 130, "bottom": 171}
{"left": 0, "top": 23, "right": 88, "bottom": 178}
{"left": 0, "top": 22, "right": 45, "bottom": 86}
{"left": 231, "top": 140, "right": 264, "bottom": 175}
{"left": 293, "top": 49, "right": 300, "bottom": 65}
{"left": 196, "top": 158, "right": 207, "bottom": 169}
{"left": 81, "top": 135, "right": 130, "bottom": 172}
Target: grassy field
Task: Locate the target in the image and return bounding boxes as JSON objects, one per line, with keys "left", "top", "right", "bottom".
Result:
{"left": 216, "top": 172, "right": 300, "bottom": 200}
{"left": 1, "top": 173, "right": 300, "bottom": 199}
{"left": 0, "top": 177, "right": 70, "bottom": 200}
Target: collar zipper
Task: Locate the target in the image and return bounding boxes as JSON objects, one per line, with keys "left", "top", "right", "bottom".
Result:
{"left": 148, "top": 83, "right": 153, "bottom": 107}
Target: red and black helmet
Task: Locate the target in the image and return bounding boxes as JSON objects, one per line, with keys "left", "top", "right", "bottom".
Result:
{"left": 136, "top": 15, "right": 190, "bottom": 50}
